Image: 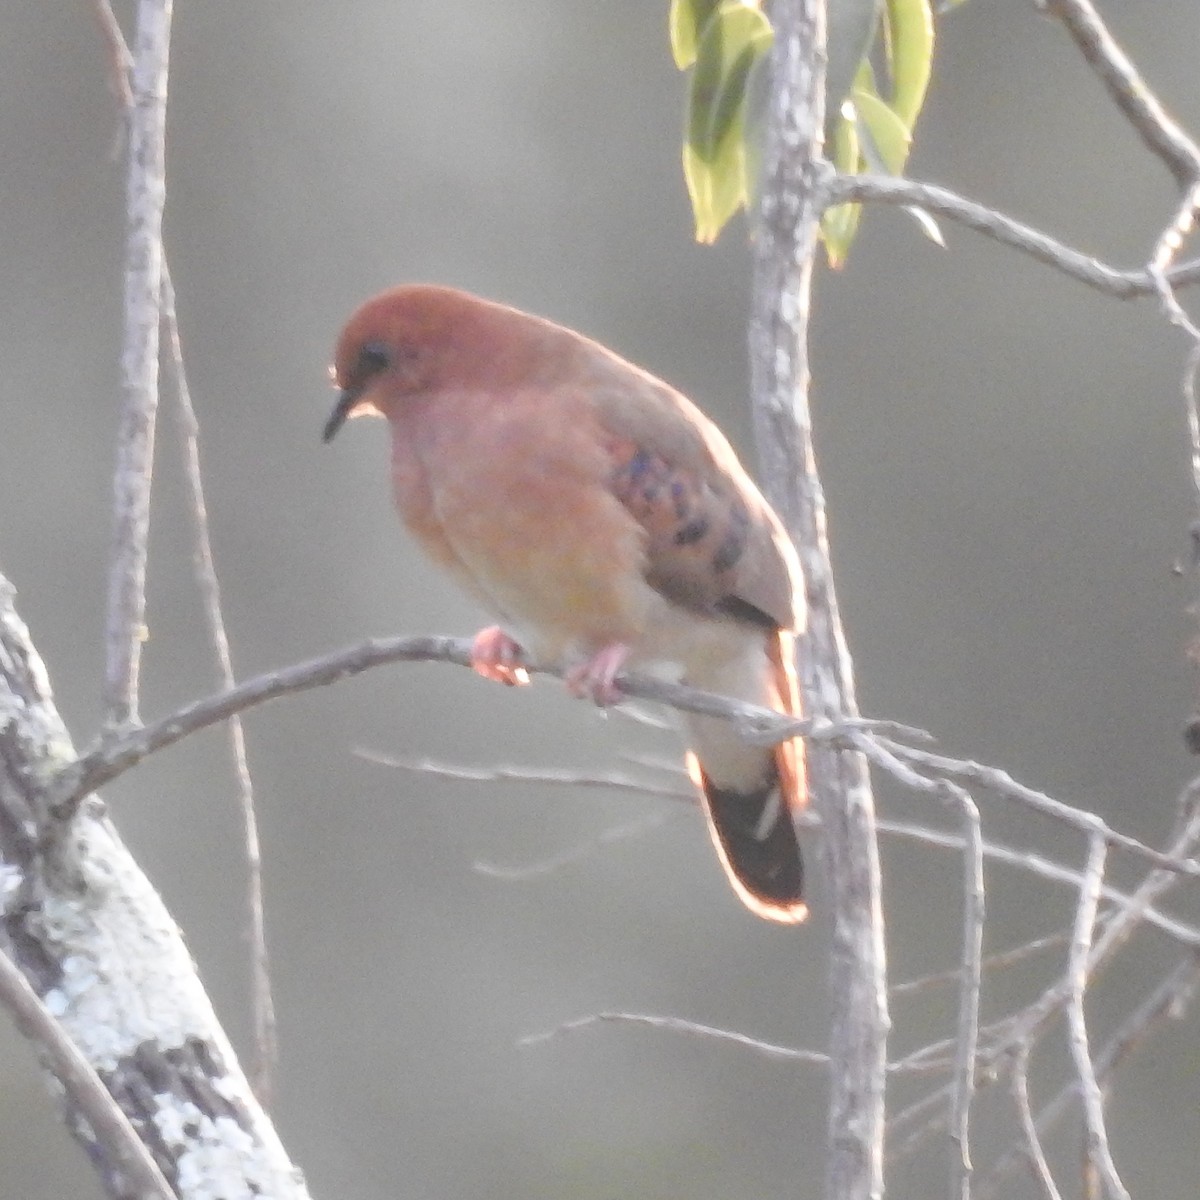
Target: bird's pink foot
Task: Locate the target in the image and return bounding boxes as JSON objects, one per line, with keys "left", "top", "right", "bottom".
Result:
{"left": 470, "top": 626, "right": 529, "bottom": 687}
{"left": 564, "top": 643, "right": 630, "bottom": 706}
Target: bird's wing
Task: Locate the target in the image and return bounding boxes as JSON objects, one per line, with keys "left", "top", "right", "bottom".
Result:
{"left": 587, "top": 357, "right": 801, "bottom": 635}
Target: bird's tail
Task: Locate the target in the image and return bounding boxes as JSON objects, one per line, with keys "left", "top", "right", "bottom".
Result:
{"left": 684, "top": 630, "right": 807, "bottom": 923}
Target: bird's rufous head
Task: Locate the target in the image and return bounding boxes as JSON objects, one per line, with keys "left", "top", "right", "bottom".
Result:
{"left": 323, "top": 284, "right": 557, "bottom": 442}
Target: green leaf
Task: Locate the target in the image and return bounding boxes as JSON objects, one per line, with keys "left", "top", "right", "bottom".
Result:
{"left": 885, "top": 0, "right": 934, "bottom": 129}
{"left": 683, "top": 141, "right": 747, "bottom": 244}
{"left": 669, "top": 0, "right": 725, "bottom": 70}
{"left": 741, "top": 44, "right": 773, "bottom": 212}
{"left": 687, "top": 3, "right": 773, "bottom": 162}
{"left": 820, "top": 100, "right": 864, "bottom": 268}
{"left": 851, "top": 63, "right": 941, "bottom": 248}
{"left": 827, "top": 0, "right": 882, "bottom": 115}
{"left": 852, "top": 82, "right": 912, "bottom": 175}
{"left": 684, "top": 1, "right": 774, "bottom": 243}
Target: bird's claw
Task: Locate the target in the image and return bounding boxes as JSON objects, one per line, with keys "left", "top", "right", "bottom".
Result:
{"left": 470, "top": 626, "right": 529, "bottom": 687}
{"left": 564, "top": 643, "right": 629, "bottom": 706}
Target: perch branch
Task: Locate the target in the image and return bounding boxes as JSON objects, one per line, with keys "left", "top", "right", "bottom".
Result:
{"left": 50, "top": 635, "right": 907, "bottom": 823}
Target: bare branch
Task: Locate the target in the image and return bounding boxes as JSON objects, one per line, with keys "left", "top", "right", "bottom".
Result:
{"left": 103, "top": 0, "right": 173, "bottom": 732}
{"left": 889, "top": 784, "right": 1200, "bottom": 1164}
{"left": 981, "top": 952, "right": 1200, "bottom": 1197}
{"left": 826, "top": 173, "right": 1200, "bottom": 298}
{"left": 0, "top": 950, "right": 175, "bottom": 1200}
{"left": 1065, "top": 836, "right": 1129, "bottom": 1200}
{"left": 853, "top": 739, "right": 981, "bottom": 1194}
{"left": 880, "top": 819, "right": 1200, "bottom": 951}
{"left": 1042, "top": 0, "right": 1200, "bottom": 189}
{"left": 878, "top": 738, "right": 1200, "bottom": 879}
{"left": 355, "top": 750, "right": 687, "bottom": 882}
{"left": 751, "top": 3, "right": 888, "bottom": 1195}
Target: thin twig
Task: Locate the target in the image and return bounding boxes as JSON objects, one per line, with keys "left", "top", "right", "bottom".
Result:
{"left": 518, "top": 1011, "right": 830, "bottom": 1067}
{"left": 1042, "top": 0, "right": 1200, "bottom": 190}
{"left": 0, "top": 950, "right": 175, "bottom": 1200}
{"left": 103, "top": 0, "right": 173, "bottom": 733}
{"left": 877, "top": 737, "right": 1200, "bottom": 879}
{"left": 473, "top": 811, "right": 677, "bottom": 882}
{"left": 163, "top": 270, "right": 275, "bottom": 1107}
{"left": 880, "top": 818, "right": 1200, "bottom": 950}
{"left": 856, "top": 738, "right": 982, "bottom": 1196}
{"left": 1011, "top": 1041, "right": 1064, "bottom": 1200}
{"left": 890, "top": 932, "right": 1069, "bottom": 999}
{"left": 355, "top": 748, "right": 688, "bottom": 882}
{"left": 950, "top": 790, "right": 984, "bottom": 1200}
{"left": 354, "top": 748, "right": 696, "bottom": 803}
{"left": 888, "top": 783, "right": 1200, "bottom": 1163}
{"left": 1065, "top": 835, "right": 1129, "bottom": 1200}
{"left": 88, "top": 0, "right": 133, "bottom": 109}
{"left": 357, "top": 754, "right": 1200, "bottom": 954}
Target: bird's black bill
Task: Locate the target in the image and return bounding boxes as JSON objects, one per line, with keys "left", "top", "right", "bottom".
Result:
{"left": 322, "top": 390, "right": 356, "bottom": 442}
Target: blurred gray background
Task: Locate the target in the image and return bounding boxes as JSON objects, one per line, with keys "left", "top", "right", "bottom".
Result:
{"left": 2, "top": 2, "right": 1198, "bottom": 1197}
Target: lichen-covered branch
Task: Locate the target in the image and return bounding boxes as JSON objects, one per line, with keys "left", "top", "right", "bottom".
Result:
{"left": 0, "top": 578, "right": 311, "bottom": 1199}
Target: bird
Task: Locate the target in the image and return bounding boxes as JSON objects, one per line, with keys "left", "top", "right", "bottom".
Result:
{"left": 323, "top": 284, "right": 808, "bottom": 922}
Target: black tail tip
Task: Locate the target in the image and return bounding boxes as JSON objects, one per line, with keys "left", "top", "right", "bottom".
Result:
{"left": 697, "top": 769, "right": 807, "bottom": 924}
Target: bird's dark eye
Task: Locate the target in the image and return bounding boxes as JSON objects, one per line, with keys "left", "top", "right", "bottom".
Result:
{"left": 357, "top": 342, "right": 391, "bottom": 377}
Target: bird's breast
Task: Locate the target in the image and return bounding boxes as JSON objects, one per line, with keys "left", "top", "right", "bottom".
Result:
{"left": 387, "top": 391, "right": 655, "bottom": 654}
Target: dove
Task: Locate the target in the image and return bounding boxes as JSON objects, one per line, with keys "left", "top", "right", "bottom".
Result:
{"left": 324, "top": 285, "right": 807, "bottom": 921}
